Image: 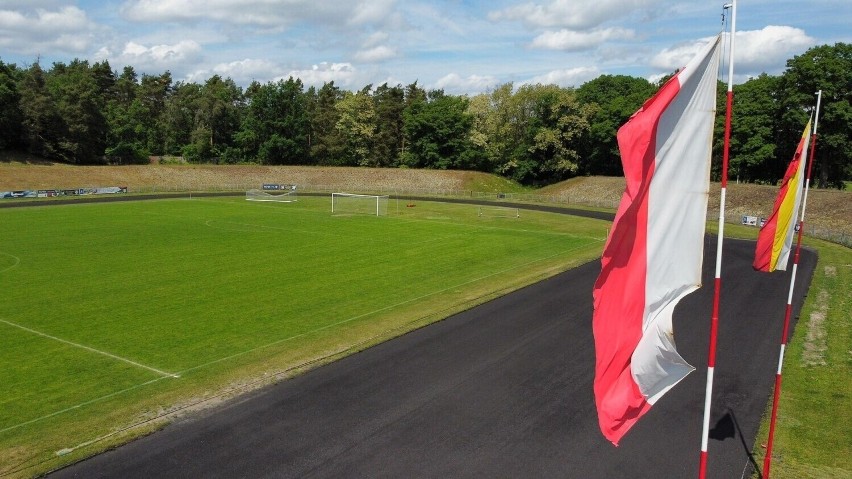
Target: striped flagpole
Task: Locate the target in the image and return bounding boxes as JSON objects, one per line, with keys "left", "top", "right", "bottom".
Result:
{"left": 699, "top": 2, "right": 736, "bottom": 477}
{"left": 762, "top": 90, "right": 822, "bottom": 478}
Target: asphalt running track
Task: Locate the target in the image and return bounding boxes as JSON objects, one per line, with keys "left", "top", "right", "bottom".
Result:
{"left": 48, "top": 227, "right": 816, "bottom": 478}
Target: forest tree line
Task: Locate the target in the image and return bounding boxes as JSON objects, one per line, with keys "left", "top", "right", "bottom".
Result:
{"left": 0, "top": 43, "right": 849, "bottom": 188}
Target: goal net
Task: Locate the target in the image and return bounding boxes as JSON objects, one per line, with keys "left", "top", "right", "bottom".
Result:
{"left": 332, "top": 193, "right": 389, "bottom": 216}
{"left": 478, "top": 205, "right": 520, "bottom": 218}
{"left": 246, "top": 185, "right": 297, "bottom": 203}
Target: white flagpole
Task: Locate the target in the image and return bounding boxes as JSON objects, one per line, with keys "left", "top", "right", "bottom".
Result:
{"left": 762, "top": 90, "right": 822, "bottom": 479}
{"left": 699, "top": 2, "right": 735, "bottom": 477}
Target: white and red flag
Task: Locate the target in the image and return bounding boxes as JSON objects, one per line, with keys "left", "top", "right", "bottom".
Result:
{"left": 592, "top": 35, "right": 721, "bottom": 446}
{"left": 753, "top": 119, "right": 812, "bottom": 272}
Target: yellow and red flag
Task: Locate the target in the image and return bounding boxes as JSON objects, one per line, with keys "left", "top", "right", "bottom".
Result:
{"left": 753, "top": 120, "right": 812, "bottom": 272}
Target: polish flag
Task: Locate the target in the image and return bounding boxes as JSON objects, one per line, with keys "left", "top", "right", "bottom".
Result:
{"left": 753, "top": 120, "right": 812, "bottom": 272}
{"left": 592, "top": 35, "right": 721, "bottom": 446}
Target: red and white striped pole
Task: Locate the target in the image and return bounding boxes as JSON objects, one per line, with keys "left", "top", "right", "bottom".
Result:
{"left": 762, "top": 90, "right": 822, "bottom": 478}
{"left": 699, "top": 2, "right": 736, "bottom": 477}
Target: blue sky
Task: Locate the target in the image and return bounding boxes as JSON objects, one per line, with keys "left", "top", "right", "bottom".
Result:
{"left": 0, "top": 0, "right": 849, "bottom": 95}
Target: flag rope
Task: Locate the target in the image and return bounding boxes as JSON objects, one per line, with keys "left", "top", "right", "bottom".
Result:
{"left": 762, "top": 90, "right": 822, "bottom": 479}
{"left": 699, "top": 2, "right": 736, "bottom": 477}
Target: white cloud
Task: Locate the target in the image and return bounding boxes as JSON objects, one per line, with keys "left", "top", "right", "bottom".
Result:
{"left": 735, "top": 26, "right": 815, "bottom": 73}
{"left": 530, "top": 27, "right": 635, "bottom": 51}
{"left": 489, "top": 0, "right": 661, "bottom": 30}
{"left": 521, "top": 66, "right": 601, "bottom": 88}
{"left": 0, "top": 6, "right": 98, "bottom": 54}
{"left": 354, "top": 45, "right": 397, "bottom": 63}
{"left": 120, "top": 0, "right": 400, "bottom": 30}
{"left": 121, "top": 0, "right": 344, "bottom": 28}
{"left": 98, "top": 40, "right": 204, "bottom": 72}
{"left": 349, "top": 0, "right": 398, "bottom": 26}
{"left": 433, "top": 73, "right": 499, "bottom": 95}
{"left": 0, "top": 0, "right": 65, "bottom": 8}
{"left": 362, "top": 31, "right": 390, "bottom": 48}
{"left": 283, "top": 62, "right": 359, "bottom": 88}
{"left": 186, "top": 58, "right": 281, "bottom": 84}
{"left": 651, "top": 26, "right": 815, "bottom": 76}
{"left": 650, "top": 37, "right": 710, "bottom": 71}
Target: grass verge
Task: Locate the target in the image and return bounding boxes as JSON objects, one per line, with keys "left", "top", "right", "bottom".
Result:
{"left": 717, "top": 223, "right": 852, "bottom": 478}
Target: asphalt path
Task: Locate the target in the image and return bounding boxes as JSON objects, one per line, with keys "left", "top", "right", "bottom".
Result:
{"left": 50, "top": 235, "right": 816, "bottom": 479}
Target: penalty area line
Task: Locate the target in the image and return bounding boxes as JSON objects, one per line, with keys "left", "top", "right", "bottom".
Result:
{"left": 0, "top": 376, "right": 168, "bottom": 436}
{"left": 0, "top": 319, "right": 179, "bottom": 379}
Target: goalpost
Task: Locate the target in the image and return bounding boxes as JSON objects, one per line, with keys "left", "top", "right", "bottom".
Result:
{"left": 478, "top": 205, "right": 520, "bottom": 218}
{"left": 246, "top": 185, "right": 298, "bottom": 203}
{"left": 331, "top": 193, "right": 389, "bottom": 216}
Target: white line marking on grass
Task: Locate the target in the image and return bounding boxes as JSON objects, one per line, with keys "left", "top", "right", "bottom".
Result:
{"left": 0, "top": 377, "right": 169, "bottom": 435}
{"left": 0, "top": 252, "right": 21, "bottom": 273}
{"left": 392, "top": 213, "right": 603, "bottom": 240}
{"left": 0, "top": 240, "right": 601, "bottom": 463}
{"left": 177, "top": 241, "right": 597, "bottom": 376}
{"left": 0, "top": 319, "right": 179, "bottom": 379}
{"left": 204, "top": 219, "right": 345, "bottom": 239}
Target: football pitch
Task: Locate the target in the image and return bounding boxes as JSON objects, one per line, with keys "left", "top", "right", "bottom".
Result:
{"left": 0, "top": 195, "right": 606, "bottom": 476}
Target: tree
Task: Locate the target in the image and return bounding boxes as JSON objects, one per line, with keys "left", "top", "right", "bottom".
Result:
{"left": 403, "top": 90, "right": 483, "bottom": 170}
{"left": 17, "top": 63, "right": 65, "bottom": 159}
{"left": 103, "top": 64, "right": 150, "bottom": 164}
{"left": 470, "top": 83, "right": 593, "bottom": 184}
{"left": 308, "top": 81, "right": 345, "bottom": 165}
{"left": 162, "top": 82, "right": 201, "bottom": 156}
{"left": 0, "top": 61, "right": 23, "bottom": 150}
{"left": 576, "top": 75, "right": 655, "bottom": 176}
{"left": 373, "top": 83, "right": 406, "bottom": 167}
{"left": 35, "top": 60, "right": 109, "bottom": 164}
{"left": 105, "top": 97, "right": 150, "bottom": 164}
{"left": 187, "top": 75, "right": 243, "bottom": 162}
{"left": 238, "top": 77, "right": 309, "bottom": 164}
{"left": 138, "top": 72, "right": 173, "bottom": 155}
{"left": 468, "top": 83, "right": 517, "bottom": 176}
{"left": 524, "top": 84, "right": 594, "bottom": 183}
{"left": 778, "top": 43, "right": 852, "bottom": 188}
{"left": 335, "top": 86, "right": 376, "bottom": 166}
{"left": 722, "top": 74, "right": 781, "bottom": 183}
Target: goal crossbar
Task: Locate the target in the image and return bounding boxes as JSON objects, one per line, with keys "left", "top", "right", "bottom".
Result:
{"left": 331, "top": 193, "right": 389, "bottom": 216}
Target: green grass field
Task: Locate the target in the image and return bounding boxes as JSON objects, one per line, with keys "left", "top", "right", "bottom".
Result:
{"left": 0, "top": 195, "right": 606, "bottom": 478}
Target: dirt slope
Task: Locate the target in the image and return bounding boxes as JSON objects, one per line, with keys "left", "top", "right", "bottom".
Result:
{"left": 0, "top": 164, "right": 499, "bottom": 193}
{"left": 1, "top": 163, "right": 848, "bottom": 241}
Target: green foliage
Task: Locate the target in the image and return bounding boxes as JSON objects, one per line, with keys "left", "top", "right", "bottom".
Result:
{"left": 469, "top": 83, "right": 593, "bottom": 184}
{"left": 307, "top": 81, "right": 345, "bottom": 165}
{"left": 46, "top": 60, "right": 110, "bottom": 164}
{"left": 1, "top": 43, "right": 850, "bottom": 186}
{"left": 239, "top": 77, "right": 309, "bottom": 164}
{"left": 16, "top": 63, "right": 66, "bottom": 160}
{"left": 105, "top": 98, "right": 150, "bottom": 165}
{"left": 576, "top": 75, "right": 656, "bottom": 176}
{"left": 0, "top": 61, "right": 23, "bottom": 150}
{"left": 372, "top": 83, "right": 406, "bottom": 167}
{"left": 720, "top": 74, "right": 781, "bottom": 183}
{"left": 779, "top": 43, "right": 852, "bottom": 189}
{"left": 403, "top": 91, "right": 483, "bottom": 170}
{"left": 335, "top": 87, "right": 376, "bottom": 166}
